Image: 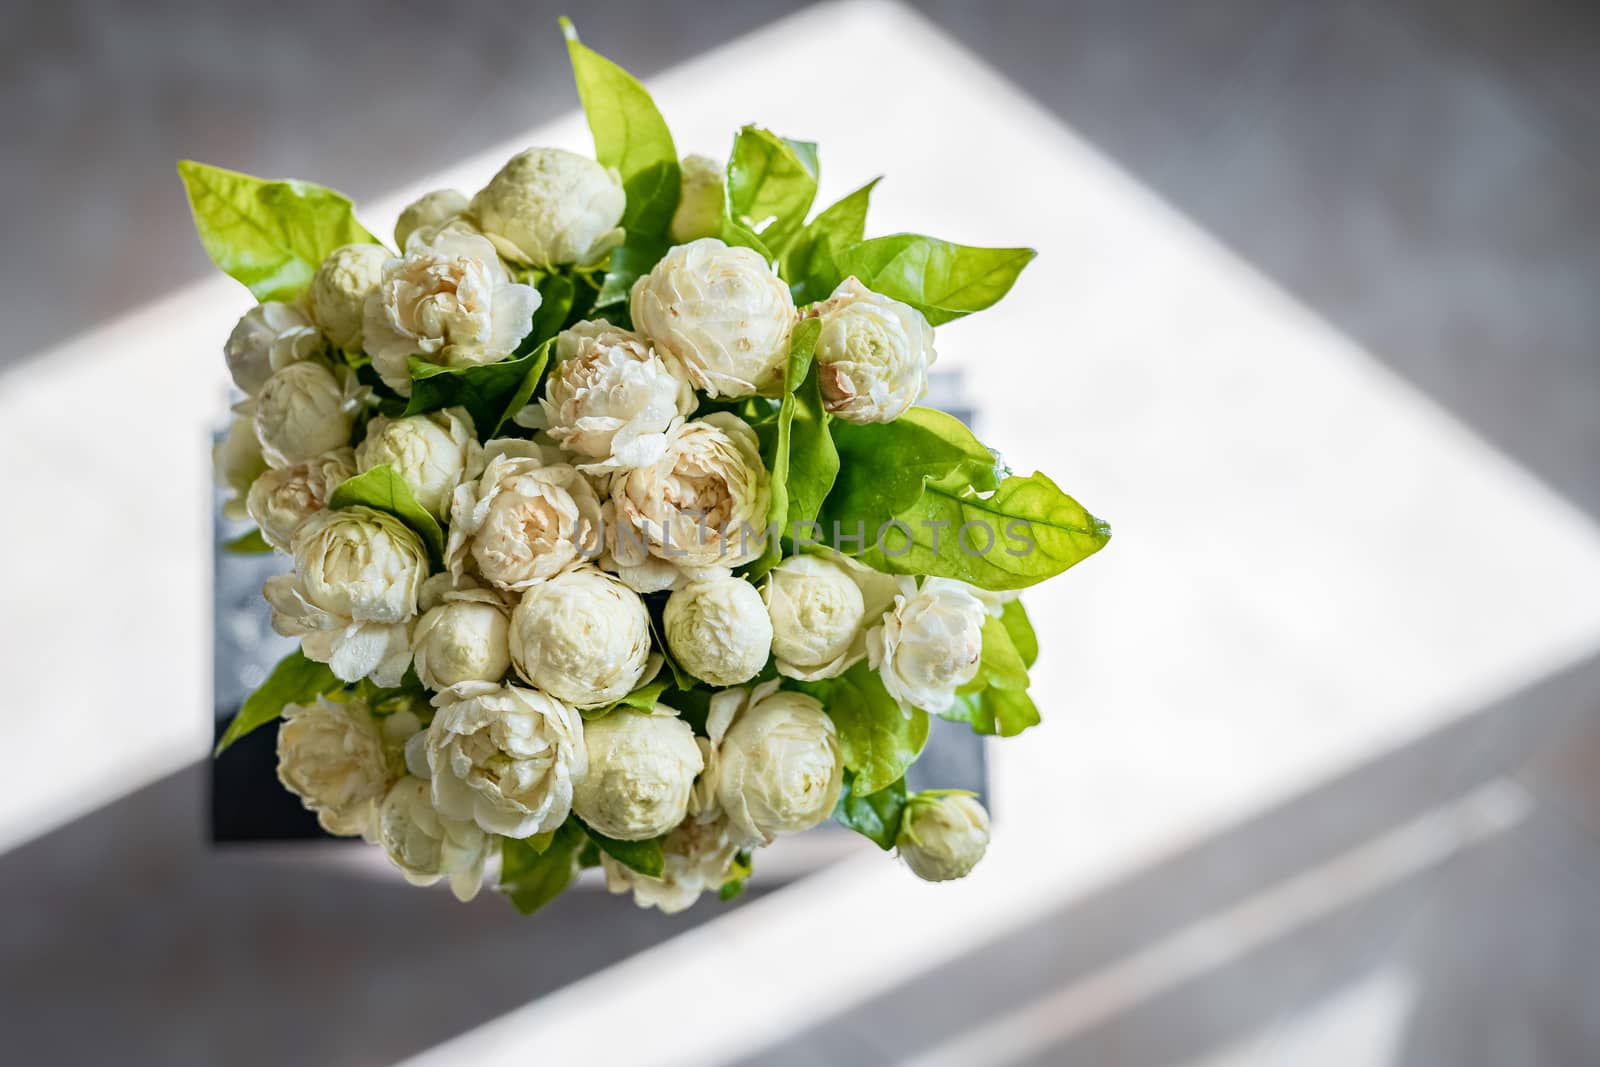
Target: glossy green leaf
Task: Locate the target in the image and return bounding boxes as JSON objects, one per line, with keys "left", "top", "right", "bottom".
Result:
{"left": 785, "top": 177, "right": 880, "bottom": 302}
{"left": 823, "top": 662, "right": 929, "bottom": 795}
{"left": 725, "top": 126, "right": 818, "bottom": 256}
{"left": 719, "top": 850, "right": 754, "bottom": 901}
{"left": 595, "top": 236, "right": 668, "bottom": 310}
{"left": 748, "top": 319, "right": 837, "bottom": 578}
{"left": 584, "top": 677, "right": 672, "bottom": 720}
{"left": 1001, "top": 600, "right": 1039, "bottom": 668}
{"left": 833, "top": 772, "right": 908, "bottom": 850}
{"left": 327, "top": 465, "right": 446, "bottom": 566}
{"left": 177, "top": 160, "right": 380, "bottom": 302}
{"left": 214, "top": 650, "right": 340, "bottom": 755}
{"left": 403, "top": 341, "right": 552, "bottom": 440}
{"left": 561, "top": 18, "right": 679, "bottom": 238}
{"left": 832, "top": 235, "right": 1035, "bottom": 325}
{"left": 221, "top": 528, "right": 274, "bottom": 554}
{"left": 499, "top": 820, "right": 585, "bottom": 915}
{"left": 944, "top": 614, "right": 1040, "bottom": 737}
{"left": 575, "top": 818, "right": 665, "bottom": 878}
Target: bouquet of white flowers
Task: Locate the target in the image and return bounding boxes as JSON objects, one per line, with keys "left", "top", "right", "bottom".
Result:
{"left": 194, "top": 20, "right": 1109, "bottom": 915}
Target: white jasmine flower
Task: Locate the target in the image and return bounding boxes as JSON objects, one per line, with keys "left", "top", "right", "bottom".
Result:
{"left": 508, "top": 567, "right": 652, "bottom": 708}
{"left": 213, "top": 415, "right": 268, "bottom": 522}
{"left": 763, "top": 555, "right": 869, "bottom": 681}
{"left": 246, "top": 446, "right": 357, "bottom": 552}
{"left": 251, "top": 359, "right": 366, "bottom": 468}
{"left": 604, "top": 413, "right": 772, "bottom": 592}
{"left": 707, "top": 681, "right": 843, "bottom": 846}
{"left": 411, "top": 585, "right": 513, "bottom": 690}
{"left": 812, "top": 276, "right": 936, "bottom": 424}
{"left": 602, "top": 811, "right": 740, "bottom": 914}
{"left": 309, "top": 243, "right": 389, "bottom": 351}
{"left": 573, "top": 708, "right": 703, "bottom": 841}
{"left": 355, "top": 406, "right": 481, "bottom": 519}
{"left": 630, "top": 238, "right": 796, "bottom": 398}
{"left": 394, "top": 188, "right": 472, "bottom": 249}
{"left": 663, "top": 574, "right": 773, "bottom": 686}
{"left": 897, "top": 793, "right": 990, "bottom": 882}
{"left": 377, "top": 776, "right": 491, "bottom": 901}
{"left": 535, "top": 320, "right": 694, "bottom": 470}
{"left": 446, "top": 439, "right": 604, "bottom": 592}
{"left": 426, "top": 680, "right": 588, "bottom": 838}
{"left": 224, "top": 300, "right": 323, "bottom": 395}
{"left": 263, "top": 506, "right": 428, "bottom": 686}
{"left": 275, "top": 695, "right": 390, "bottom": 839}
{"left": 669, "top": 154, "right": 725, "bottom": 244}
{"left": 363, "top": 231, "right": 541, "bottom": 396}
{"left": 866, "top": 577, "right": 986, "bottom": 714}
{"left": 471, "top": 147, "right": 626, "bottom": 268}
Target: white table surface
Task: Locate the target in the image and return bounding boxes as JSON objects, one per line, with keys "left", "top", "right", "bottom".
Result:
{"left": 2, "top": 2, "right": 1597, "bottom": 1063}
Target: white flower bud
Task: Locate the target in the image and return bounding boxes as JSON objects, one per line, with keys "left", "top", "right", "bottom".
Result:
{"left": 263, "top": 506, "right": 428, "bottom": 686}
{"left": 252, "top": 359, "right": 366, "bottom": 468}
{"left": 412, "top": 587, "right": 512, "bottom": 690}
{"left": 669, "top": 155, "right": 725, "bottom": 244}
{"left": 573, "top": 708, "right": 703, "bottom": 841}
{"left": 603, "top": 812, "right": 740, "bottom": 913}
{"left": 394, "top": 188, "right": 471, "bottom": 249}
{"left": 310, "top": 243, "right": 388, "bottom": 351}
{"left": 471, "top": 147, "right": 626, "bottom": 268}
{"left": 213, "top": 415, "right": 268, "bottom": 522}
{"left": 276, "top": 695, "right": 390, "bottom": 839}
{"left": 630, "top": 238, "right": 796, "bottom": 398}
{"left": 224, "top": 300, "right": 323, "bottom": 395}
{"left": 604, "top": 413, "right": 771, "bottom": 591}
{"left": 764, "top": 555, "right": 867, "bottom": 681}
{"left": 508, "top": 567, "right": 652, "bottom": 708}
{"left": 355, "top": 406, "right": 481, "bottom": 519}
{"left": 538, "top": 320, "right": 694, "bottom": 469}
{"left": 663, "top": 574, "right": 772, "bottom": 686}
{"left": 363, "top": 231, "right": 542, "bottom": 396}
{"left": 426, "top": 681, "right": 588, "bottom": 838}
{"left": 377, "top": 776, "right": 491, "bottom": 901}
{"left": 446, "top": 439, "right": 604, "bottom": 591}
{"left": 866, "top": 577, "right": 986, "bottom": 713}
{"left": 897, "top": 793, "right": 990, "bottom": 882}
{"left": 708, "top": 681, "right": 843, "bottom": 845}
{"left": 813, "top": 277, "right": 936, "bottom": 424}
{"left": 245, "top": 446, "right": 356, "bottom": 552}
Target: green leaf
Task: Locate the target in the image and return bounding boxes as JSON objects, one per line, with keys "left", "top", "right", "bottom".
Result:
{"left": 575, "top": 818, "right": 665, "bottom": 878}
{"left": 944, "top": 615, "right": 1040, "bottom": 737}
{"left": 177, "top": 160, "right": 381, "bottom": 303}
{"left": 823, "top": 662, "right": 930, "bottom": 794}
{"left": 832, "top": 235, "right": 1035, "bottom": 325}
{"left": 822, "top": 412, "right": 1108, "bottom": 590}
{"left": 833, "top": 772, "right": 908, "bottom": 850}
{"left": 327, "top": 464, "right": 446, "bottom": 566}
{"left": 725, "top": 127, "right": 818, "bottom": 256}
{"left": 595, "top": 236, "right": 668, "bottom": 310}
{"left": 748, "top": 318, "right": 838, "bottom": 578}
{"left": 720, "top": 850, "right": 754, "bottom": 901}
{"left": 499, "top": 820, "right": 585, "bottom": 915}
{"left": 403, "top": 340, "right": 552, "bottom": 440}
{"left": 221, "top": 528, "right": 274, "bottom": 554}
{"left": 1001, "top": 600, "right": 1039, "bottom": 668}
{"left": 525, "top": 273, "right": 576, "bottom": 351}
{"left": 214, "top": 650, "right": 341, "bottom": 755}
{"left": 561, "top": 18, "right": 679, "bottom": 238}
{"left": 785, "top": 177, "right": 880, "bottom": 303}
{"left": 584, "top": 677, "right": 672, "bottom": 720}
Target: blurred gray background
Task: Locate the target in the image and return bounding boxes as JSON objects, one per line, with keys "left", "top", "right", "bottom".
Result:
{"left": 2, "top": 1, "right": 1598, "bottom": 1064}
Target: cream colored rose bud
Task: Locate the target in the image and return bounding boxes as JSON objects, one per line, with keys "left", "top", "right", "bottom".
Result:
{"left": 412, "top": 589, "right": 512, "bottom": 690}
{"left": 764, "top": 555, "right": 867, "bottom": 681}
{"left": 224, "top": 300, "right": 323, "bottom": 395}
{"left": 573, "top": 708, "right": 703, "bottom": 841}
{"left": 538, "top": 320, "right": 694, "bottom": 469}
{"left": 897, "top": 793, "right": 990, "bottom": 882}
{"left": 630, "top": 237, "right": 796, "bottom": 398}
{"left": 664, "top": 574, "right": 773, "bottom": 686}
{"left": 813, "top": 276, "right": 936, "bottom": 424}
{"left": 394, "top": 188, "right": 471, "bottom": 249}
{"left": 276, "top": 695, "right": 390, "bottom": 839}
{"left": 246, "top": 446, "right": 356, "bottom": 552}
{"left": 310, "top": 243, "right": 388, "bottom": 351}
{"left": 866, "top": 577, "right": 986, "bottom": 713}
{"left": 708, "top": 682, "right": 843, "bottom": 845}
{"left": 213, "top": 415, "right": 268, "bottom": 522}
{"left": 669, "top": 154, "right": 726, "bottom": 244}
{"left": 471, "top": 147, "right": 626, "bottom": 268}
{"left": 355, "top": 406, "right": 480, "bottom": 519}
{"left": 252, "top": 360, "right": 363, "bottom": 468}
{"left": 377, "top": 776, "right": 491, "bottom": 901}
{"left": 602, "top": 812, "right": 741, "bottom": 914}
{"left": 508, "top": 567, "right": 652, "bottom": 707}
